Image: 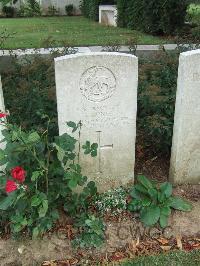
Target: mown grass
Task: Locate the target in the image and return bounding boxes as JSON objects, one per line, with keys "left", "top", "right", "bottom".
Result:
{"left": 0, "top": 16, "right": 169, "bottom": 49}
{"left": 120, "top": 250, "right": 200, "bottom": 266}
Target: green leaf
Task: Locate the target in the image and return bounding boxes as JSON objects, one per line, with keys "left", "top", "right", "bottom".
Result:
{"left": 31, "top": 195, "right": 42, "bottom": 207}
{"left": 0, "top": 149, "right": 5, "bottom": 160}
{"left": 160, "top": 182, "right": 172, "bottom": 198}
{"left": 91, "top": 150, "right": 97, "bottom": 157}
{"left": 169, "top": 197, "right": 192, "bottom": 211}
{"left": 13, "top": 223, "right": 23, "bottom": 233}
{"left": 31, "top": 171, "right": 42, "bottom": 182}
{"left": 32, "top": 227, "right": 40, "bottom": 239}
{"left": 137, "top": 175, "right": 153, "bottom": 190}
{"left": 68, "top": 179, "right": 78, "bottom": 189}
{"left": 135, "top": 184, "right": 148, "bottom": 194}
{"left": 159, "top": 213, "right": 169, "bottom": 228}
{"left": 38, "top": 200, "right": 48, "bottom": 218}
{"left": 140, "top": 205, "right": 160, "bottom": 226}
{"left": 148, "top": 188, "right": 158, "bottom": 201}
{"left": 0, "top": 192, "right": 17, "bottom": 210}
{"left": 27, "top": 132, "right": 40, "bottom": 144}
{"left": 67, "top": 121, "right": 79, "bottom": 132}
{"left": 130, "top": 187, "right": 142, "bottom": 199}
{"left": 91, "top": 143, "right": 98, "bottom": 150}
{"left": 67, "top": 121, "right": 77, "bottom": 129}
{"left": 160, "top": 206, "right": 171, "bottom": 216}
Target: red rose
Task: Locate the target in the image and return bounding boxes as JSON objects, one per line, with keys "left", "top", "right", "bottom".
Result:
{"left": 11, "top": 166, "right": 26, "bottom": 183}
{"left": 0, "top": 113, "right": 7, "bottom": 118}
{"left": 5, "top": 180, "right": 17, "bottom": 193}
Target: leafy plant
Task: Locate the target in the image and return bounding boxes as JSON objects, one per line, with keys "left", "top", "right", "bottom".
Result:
{"left": 128, "top": 175, "right": 192, "bottom": 228}
{"left": 2, "top": 5, "right": 15, "bottom": 17}
{"left": 73, "top": 214, "right": 105, "bottom": 248}
{"left": 0, "top": 115, "right": 98, "bottom": 238}
{"left": 117, "top": 0, "right": 188, "bottom": 35}
{"left": 65, "top": 4, "right": 74, "bottom": 16}
{"left": 18, "top": 0, "right": 41, "bottom": 17}
{"left": 96, "top": 187, "right": 127, "bottom": 215}
{"left": 47, "top": 5, "right": 59, "bottom": 16}
{"left": 138, "top": 52, "right": 178, "bottom": 155}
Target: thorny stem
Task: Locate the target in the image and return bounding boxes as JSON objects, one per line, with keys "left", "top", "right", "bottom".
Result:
{"left": 77, "top": 120, "right": 82, "bottom": 164}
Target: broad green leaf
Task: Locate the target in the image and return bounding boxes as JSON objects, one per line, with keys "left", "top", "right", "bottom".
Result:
{"left": 67, "top": 121, "right": 77, "bottom": 129}
{"left": 130, "top": 187, "right": 142, "bottom": 199}
{"left": 13, "top": 223, "right": 23, "bottom": 233}
{"left": 68, "top": 178, "right": 78, "bottom": 189}
{"left": 91, "top": 150, "right": 97, "bottom": 157}
{"left": 140, "top": 205, "right": 160, "bottom": 226}
{"left": 31, "top": 195, "right": 42, "bottom": 207}
{"left": 148, "top": 188, "right": 158, "bottom": 201}
{"left": 159, "top": 214, "right": 169, "bottom": 228}
{"left": 31, "top": 171, "right": 42, "bottom": 182}
{"left": 169, "top": 197, "right": 192, "bottom": 211}
{"left": 157, "top": 191, "right": 165, "bottom": 203}
{"left": 135, "top": 184, "right": 148, "bottom": 194}
{"left": 160, "top": 206, "right": 171, "bottom": 216}
{"left": 38, "top": 200, "right": 48, "bottom": 218}
{"left": 0, "top": 192, "right": 17, "bottom": 210}
{"left": 32, "top": 227, "right": 40, "bottom": 239}
{"left": 27, "top": 132, "right": 40, "bottom": 144}
{"left": 0, "top": 149, "right": 5, "bottom": 160}
{"left": 160, "top": 182, "right": 172, "bottom": 198}
{"left": 91, "top": 143, "right": 98, "bottom": 150}
{"left": 141, "top": 198, "right": 151, "bottom": 207}
{"left": 56, "top": 146, "right": 65, "bottom": 162}
{"left": 137, "top": 175, "right": 153, "bottom": 189}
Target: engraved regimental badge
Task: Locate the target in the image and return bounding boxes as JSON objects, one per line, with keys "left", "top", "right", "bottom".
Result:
{"left": 80, "top": 66, "right": 116, "bottom": 102}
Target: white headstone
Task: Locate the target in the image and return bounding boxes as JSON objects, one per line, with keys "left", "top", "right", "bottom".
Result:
{"left": 55, "top": 52, "right": 138, "bottom": 191}
{"left": 0, "top": 75, "right": 5, "bottom": 150}
{"left": 170, "top": 49, "right": 200, "bottom": 184}
{"left": 99, "top": 5, "right": 117, "bottom": 27}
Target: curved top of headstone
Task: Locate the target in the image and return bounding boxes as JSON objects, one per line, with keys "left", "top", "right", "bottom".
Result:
{"left": 180, "top": 49, "right": 200, "bottom": 57}
{"left": 54, "top": 52, "right": 137, "bottom": 62}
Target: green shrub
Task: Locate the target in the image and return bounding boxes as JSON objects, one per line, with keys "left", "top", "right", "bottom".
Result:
{"left": 187, "top": 4, "right": 200, "bottom": 25}
{"left": 2, "top": 55, "right": 58, "bottom": 137}
{"left": 65, "top": 4, "right": 74, "bottom": 16}
{"left": 2, "top": 5, "right": 15, "bottom": 17}
{"left": 47, "top": 5, "right": 59, "bottom": 16}
{"left": 138, "top": 52, "right": 178, "bottom": 154}
{"left": 128, "top": 175, "right": 192, "bottom": 228}
{"left": 117, "top": 0, "right": 187, "bottom": 35}
{"left": 19, "top": 0, "right": 41, "bottom": 17}
{"left": 0, "top": 117, "right": 98, "bottom": 237}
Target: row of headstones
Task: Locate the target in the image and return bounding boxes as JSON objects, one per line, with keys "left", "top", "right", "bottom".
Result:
{"left": 1, "top": 50, "right": 200, "bottom": 191}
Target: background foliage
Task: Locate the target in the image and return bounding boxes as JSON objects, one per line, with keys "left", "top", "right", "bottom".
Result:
{"left": 1, "top": 51, "right": 178, "bottom": 156}
{"left": 81, "top": 0, "right": 188, "bottom": 35}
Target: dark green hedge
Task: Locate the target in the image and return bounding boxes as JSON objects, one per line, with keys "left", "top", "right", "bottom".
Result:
{"left": 81, "top": 0, "right": 188, "bottom": 35}
{"left": 117, "top": 0, "right": 188, "bottom": 35}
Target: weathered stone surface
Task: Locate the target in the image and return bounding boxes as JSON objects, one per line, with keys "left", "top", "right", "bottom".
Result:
{"left": 99, "top": 5, "right": 118, "bottom": 27}
{"left": 170, "top": 49, "right": 200, "bottom": 184}
{"left": 0, "top": 75, "right": 6, "bottom": 152}
{"left": 55, "top": 52, "right": 138, "bottom": 191}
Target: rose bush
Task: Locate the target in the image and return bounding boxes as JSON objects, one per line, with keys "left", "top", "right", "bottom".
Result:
{"left": 11, "top": 166, "right": 26, "bottom": 183}
{"left": 0, "top": 113, "right": 99, "bottom": 238}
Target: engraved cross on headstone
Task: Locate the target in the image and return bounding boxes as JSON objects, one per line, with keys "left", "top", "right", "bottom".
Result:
{"left": 96, "top": 131, "right": 113, "bottom": 173}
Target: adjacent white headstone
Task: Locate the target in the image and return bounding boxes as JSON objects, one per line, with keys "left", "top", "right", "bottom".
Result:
{"left": 170, "top": 49, "right": 200, "bottom": 184}
{"left": 0, "top": 75, "right": 6, "bottom": 150}
{"left": 99, "top": 5, "right": 117, "bottom": 27}
{"left": 55, "top": 52, "right": 138, "bottom": 191}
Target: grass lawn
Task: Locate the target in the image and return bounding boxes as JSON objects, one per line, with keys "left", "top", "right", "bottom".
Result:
{"left": 0, "top": 16, "right": 169, "bottom": 49}
{"left": 120, "top": 250, "right": 200, "bottom": 266}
